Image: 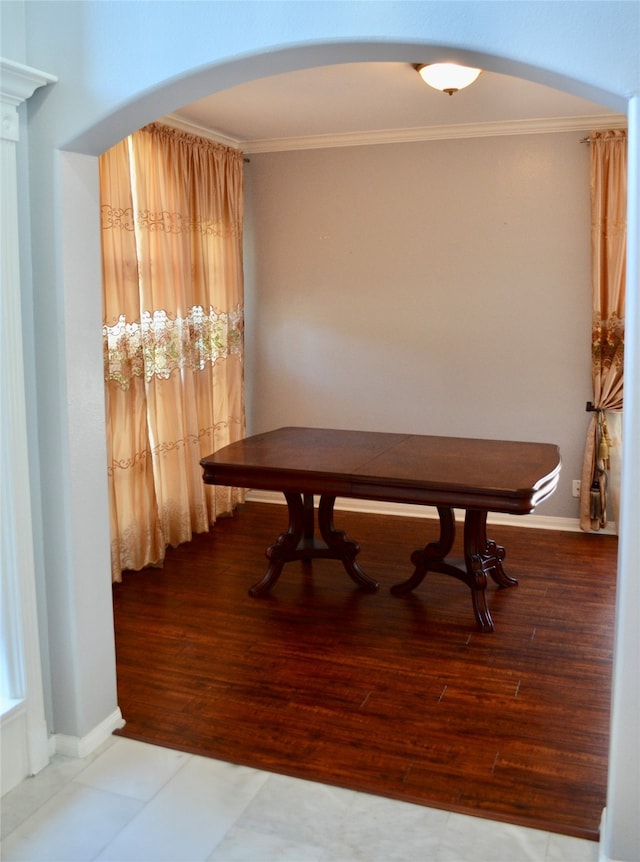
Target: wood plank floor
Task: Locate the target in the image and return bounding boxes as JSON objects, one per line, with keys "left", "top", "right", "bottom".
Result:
{"left": 112, "top": 502, "right": 617, "bottom": 841}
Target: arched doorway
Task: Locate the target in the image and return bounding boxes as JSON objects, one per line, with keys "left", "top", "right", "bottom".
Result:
{"left": 47, "top": 32, "right": 636, "bottom": 862}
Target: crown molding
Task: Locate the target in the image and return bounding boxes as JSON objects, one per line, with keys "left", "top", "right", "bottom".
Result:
{"left": 161, "top": 113, "right": 242, "bottom": 149}
{"left": 244, "top": 113, "right": 627, "bottom": 153}
{"left": 165, "top": 110, "right": 626, "bottom": 155}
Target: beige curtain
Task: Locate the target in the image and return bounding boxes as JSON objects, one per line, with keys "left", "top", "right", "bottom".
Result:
{"left": 580, "top": 129, "right": 626, "bottom": 532}
{"left": 101, "top": 123, "right": 245, "bottom": 581}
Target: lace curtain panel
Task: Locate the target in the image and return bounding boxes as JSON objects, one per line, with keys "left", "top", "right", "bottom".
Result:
{"left": 101, "top": 123, "right": 246, "bottom": 581}
{"left": 579, "top": 129, "right": 626, "bottom": 532}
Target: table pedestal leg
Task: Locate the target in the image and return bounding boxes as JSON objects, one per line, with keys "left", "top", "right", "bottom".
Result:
{"left": 391, "top": 507, "right": 516, "bottom": 632}
{"left": 317, "top": 495, "right": 379, "bottom": 591}
{"left": 249, "top": 493, "right": 379, "bottom": 596}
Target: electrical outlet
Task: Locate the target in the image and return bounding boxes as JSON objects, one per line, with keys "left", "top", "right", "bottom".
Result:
{"left": 572, "top": 480, "right": 581, "bottom": 497}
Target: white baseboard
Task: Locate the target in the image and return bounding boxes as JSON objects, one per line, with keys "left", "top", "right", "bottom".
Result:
{"left": 1, "top": 703, "right": 28, "bottom": 796}
{"left": 1, "top": 699, "right": 50, "bottom": 795}
{"left": 54, "top": 708, "right": 125, "bottom": 759}
{"left": 245, "top": 490, "right": 617, "bottom": 535}
{"left": 598, "top": 807, "right": 627, "bottom": 862}
{"left": 599, "top": 808, "right": 609, "bottom": 862}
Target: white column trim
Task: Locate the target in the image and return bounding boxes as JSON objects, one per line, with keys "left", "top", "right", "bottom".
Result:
{"left": 0, "top": 57, "right": 57, "bottom": 793}
{"left": 0, "top": 59, "right": 57, "bottom": 108}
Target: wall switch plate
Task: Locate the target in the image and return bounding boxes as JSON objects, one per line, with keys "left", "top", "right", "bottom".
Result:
{"left": 572, "top": 480, "right": 581, "bottom": 497}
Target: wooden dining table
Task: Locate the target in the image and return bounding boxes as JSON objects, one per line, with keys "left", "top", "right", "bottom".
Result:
{"left": 200, "top": 426, "right": 561, "bottom": 632}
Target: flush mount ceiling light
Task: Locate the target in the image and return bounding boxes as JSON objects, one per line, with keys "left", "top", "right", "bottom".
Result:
{"left": 415, "top": 63, "right": 482, "bottom": 96}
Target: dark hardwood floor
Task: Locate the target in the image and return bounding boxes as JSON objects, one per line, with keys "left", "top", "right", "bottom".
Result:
{"left": 113, "top": 502, "right": 617, "bottom": 840}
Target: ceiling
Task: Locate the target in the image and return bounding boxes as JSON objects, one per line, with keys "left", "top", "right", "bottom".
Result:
{"left": 168, "top": 62, "right": 626, "bottom": 153}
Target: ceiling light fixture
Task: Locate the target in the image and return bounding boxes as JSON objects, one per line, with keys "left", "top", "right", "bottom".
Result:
{"left": 415, "top": 63, "right": 482, "bottom": 96}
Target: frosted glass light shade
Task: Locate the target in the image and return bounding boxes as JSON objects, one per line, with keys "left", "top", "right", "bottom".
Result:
{"left": 417, "top": 63, "right": 482, "bottom": 95}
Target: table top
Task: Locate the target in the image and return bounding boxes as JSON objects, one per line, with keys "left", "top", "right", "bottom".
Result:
{"left": 200, "top": 426, "right": 561, "bottom": 515}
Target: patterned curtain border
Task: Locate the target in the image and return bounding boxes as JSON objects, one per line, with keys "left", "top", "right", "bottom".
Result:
{"left": 592, "top": 313, "right": 624, "bottom": 374}
{"left": 107, "top": 418, "right": 243, "bottom": 475}
{"left": 100, "top": 204, "right": 241, "bottom": 238}
{"left": 103, "top": 305, "right": 244, "bottom": 389}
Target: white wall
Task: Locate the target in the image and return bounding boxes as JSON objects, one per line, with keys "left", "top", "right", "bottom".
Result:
{"left": 245, "top": 133, "right": 592, "bottom": 518}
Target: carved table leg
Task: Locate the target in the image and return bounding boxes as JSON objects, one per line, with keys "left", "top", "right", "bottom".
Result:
{"left": 463, "top": 509, "right": 516, "bottom": 632}
{"left": 317, "top": 495, "right": 379, "bottom": 592}
{"left": 390, "top": 507, "right": 457, "bottom": 595}
{"left": 391, "top": 507, "right": 516, "bottom": 632}
{"left": 303, "top": 492, "right": 314, "bottom": 539}
{"left": 249, "top": 492, "right": 379, "bottom": 596}
{"left": 249, "top": 492, "right": 305, "bottom": 596}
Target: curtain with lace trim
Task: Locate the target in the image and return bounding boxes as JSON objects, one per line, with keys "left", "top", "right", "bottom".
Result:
{"left": 100, "top": 123, "right": 245, "bottom": 581}
{"left": 579, "top": 129, "right": 626, "bottom": 532}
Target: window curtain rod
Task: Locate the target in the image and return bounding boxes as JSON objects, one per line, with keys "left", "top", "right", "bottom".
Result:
{"left": 581, "top": 130, "right": 627, "bottom": 144}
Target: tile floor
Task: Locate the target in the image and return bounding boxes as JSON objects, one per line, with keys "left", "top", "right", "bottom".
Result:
{"left": 1, "top": 736, "right": 599, "bottom": 861}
